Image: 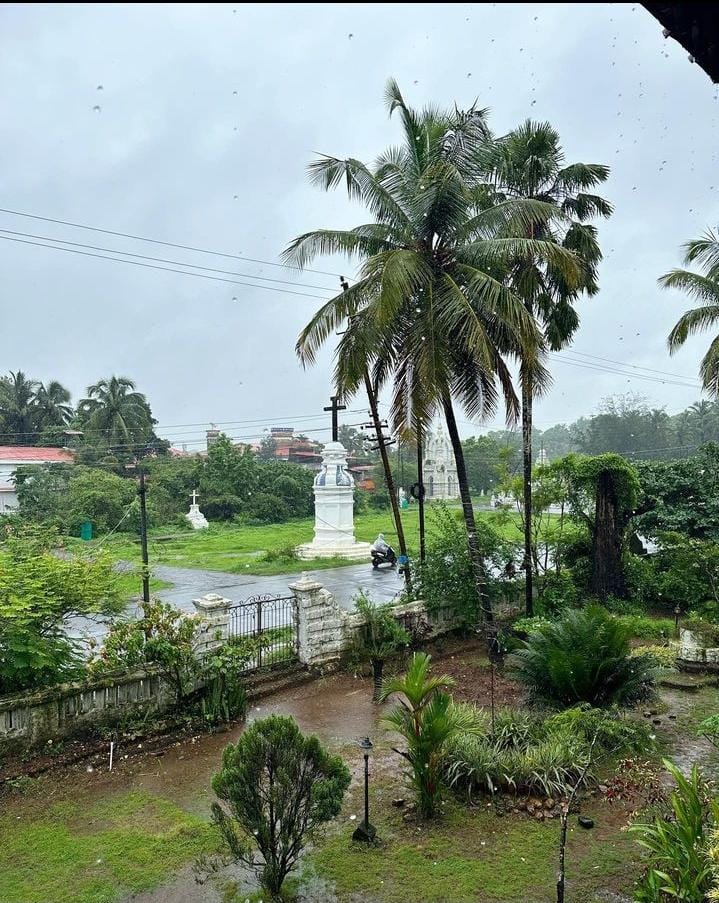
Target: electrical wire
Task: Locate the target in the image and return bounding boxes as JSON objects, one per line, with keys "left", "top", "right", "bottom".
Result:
{"left": 0, "top": 206, "right": 345, "bottom": 279}
{"left": 0, "top": 234, "right": 330, "bottom": 300}
{"left": 0, "top": 228, "right": 336, "bottom": 294}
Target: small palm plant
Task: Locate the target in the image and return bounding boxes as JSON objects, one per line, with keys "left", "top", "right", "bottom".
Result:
{"left": 380, "top": 652, "right": 478, "bottom": 817}
{"left": 632, "top": 760, "right": 718, "bottom": 903}
{"left": 353, "top": 593, "right": 409, "bottom": 701}
{"left": 509, "top": 605, "right": 655, "bottom": 707}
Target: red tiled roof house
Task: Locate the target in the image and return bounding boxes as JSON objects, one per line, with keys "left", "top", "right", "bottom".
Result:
{"left": 0, "top": 446, "right": 74, "bottom": 514}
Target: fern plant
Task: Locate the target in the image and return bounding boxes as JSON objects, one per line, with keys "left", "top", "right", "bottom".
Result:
{"left": 509, "top": 605, "right": 656, "bottom": 706}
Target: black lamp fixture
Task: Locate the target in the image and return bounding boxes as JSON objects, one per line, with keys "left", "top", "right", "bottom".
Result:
{"left": 352, "top": 737, "right": 376, "bottom": 842}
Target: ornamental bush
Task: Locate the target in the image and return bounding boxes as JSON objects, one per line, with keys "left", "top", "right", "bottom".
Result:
{"left": 211, "top": 715, "right": 350, "bottom": 898}
{"left": 509, "top": 605, "right": 656, "bottom": 707}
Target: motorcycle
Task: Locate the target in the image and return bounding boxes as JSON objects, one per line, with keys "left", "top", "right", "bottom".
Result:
{"left": 371, "top": 544, "right": 397, "bottom": 569}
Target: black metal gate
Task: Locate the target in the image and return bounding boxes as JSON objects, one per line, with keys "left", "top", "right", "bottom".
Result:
{"left": 226, "top": 593, "right": 298, "bottom": 670}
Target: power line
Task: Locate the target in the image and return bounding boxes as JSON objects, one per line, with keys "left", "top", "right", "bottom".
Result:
{"left": 561, "top": 349, "right": 703, "bottom": 385}
{"left": 0, "top": 228, "right": 337, "bottom": 294}
{"left": 551, "top": 354, "right": 701, "bottom": 389}
{"left": 0, "top": 234, "right": 330, "bottom": 301}
{"left": 0, "top": 206, "right": 344, "bottom": 279}
{"left": 0, "top": 408, "right": 368, "bottom": 441}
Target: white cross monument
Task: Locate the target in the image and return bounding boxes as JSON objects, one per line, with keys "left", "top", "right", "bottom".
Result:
{"left": 186, "top": 488, "right": 209, "bottom": 530}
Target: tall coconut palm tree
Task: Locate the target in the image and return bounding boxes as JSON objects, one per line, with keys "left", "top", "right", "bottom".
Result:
{"left": 77, "top": 376, "right": 153, "bottom": 450}
{"left": 34, "top": 380, "right": 74, "bottom": 429}
{"left": 287, "top": 82, "right": 580, "bottom": 622}
{"left": 663, "top": 230, "right": 719, "bottom": 397}
{"left": 0, "top": 370, "right": 40, "bottom": 443}
{"left": 486, "top": 122, "right": 611, "bottom": 615}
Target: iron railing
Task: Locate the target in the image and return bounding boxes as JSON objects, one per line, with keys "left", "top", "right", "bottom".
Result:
{"left": 226, "top": 593, "right": 298, "bottom": 670}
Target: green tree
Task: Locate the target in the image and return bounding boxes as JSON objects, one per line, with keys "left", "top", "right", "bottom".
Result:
{"left": 0, "top": 370, "right": 40, "bottom": 443}
{"left": 211, "top": 715, "right": 351, "bottom": 899}
{"left": 289, "top": 81, "right": 579, "bottom": 621}
{"left": 486, "top": 120, "right": 611, "bottom": 615}
{"left": 34, "top": 380, "right": 74, "bottom": 429}
{"left": 0, "top": 524, "right": 120, "bottom": 692}
{"left": 76, "top": 376, "right": 154, "bottom": 452}
{"left": 557, "top": 452, "right": 642, "bottom": 599}
{"left": 663, "top": 230, "right": 719, "bottom": 396}
{"left": 380, "top": 652, "right": 477, "bottom": 818}
{"left": 635, "top": 443, "right": 719, "bottom": 541}
{"left": 199, "top": 434, "right": 258, "bottom": 519}
{"left": 65, "top": 467, "right": 137, "bottom": 535}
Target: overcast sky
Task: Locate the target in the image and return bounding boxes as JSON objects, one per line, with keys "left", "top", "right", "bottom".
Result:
{"left": 2, "top": 3, "right": 718, "bottom": 449}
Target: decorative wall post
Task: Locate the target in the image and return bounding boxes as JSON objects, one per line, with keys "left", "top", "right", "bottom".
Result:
{"left": 192, "top": 592, "right": 232, "bottom": 659}
{"left": 289, "top": 572, "right": 351, "bottom": 669}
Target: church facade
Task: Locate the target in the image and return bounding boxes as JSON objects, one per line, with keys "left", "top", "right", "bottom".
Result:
{"left": 422, "top": 420, "right": 460, "bottom": 501}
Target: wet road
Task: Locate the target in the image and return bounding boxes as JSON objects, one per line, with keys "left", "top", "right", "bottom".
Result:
{"left": 155, "top": 561, "right": 405, "bottom": 613}
{"left": 68, "top": 561, "right": 406, "bottom": 645}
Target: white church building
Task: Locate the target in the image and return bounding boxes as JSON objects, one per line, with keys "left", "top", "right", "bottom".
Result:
{"left": 422, "top": 420, "right": 460, "bottom": 501}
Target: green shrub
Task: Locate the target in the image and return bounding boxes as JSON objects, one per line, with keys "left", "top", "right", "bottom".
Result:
{"left": 632, "top": 644, "right": 679, "bottom": 670}
{"left": 446, "top": 705, "right": 651, "bottom": 800}
{"left": 211, "top": 715, "right": 350, "bottom": 898}
{"left": 509, "top": 605, "right": 656, "bottom": 707}
{"left": 352, "top": 592, "right": 409, "bottom": 700}
{"left": 201, "top": 639, "right": 261, "bottom": 725}
{"left": 416, "top": 503, "right": 510, "bottom": 628}
{"left": 632, "top": 760, "right": 718, "bottom": 903}
{"left": 616, "top": 614, "right": 676, "bottom": 641}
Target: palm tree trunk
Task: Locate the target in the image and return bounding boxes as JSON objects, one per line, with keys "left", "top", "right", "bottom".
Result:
{"left": 364, "top": 373, "right": 412, "bottom": 593}
{"left": 521, "top": 370, "right": 534, "bottom": 617}
{"left": 442, "top": 394, "right": 493, "bottom": 623}
{"left": 371, "top": 657, "right": 384, "bottom": 701}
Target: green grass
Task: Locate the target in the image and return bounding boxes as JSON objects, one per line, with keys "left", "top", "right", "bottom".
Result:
{"left": 66, "top": 508, "right": 540, "bottom": 577}
{"left": 307, "top": 796, "right": 637, "bottom": 903}
{"left": 0, "top": 789, "right": 217, "bottom": 903}
{"left": 112, "top": 570, "right": 172, "bottom": 602}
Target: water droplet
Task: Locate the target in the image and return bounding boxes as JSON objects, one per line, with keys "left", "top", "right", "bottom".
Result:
{"left": 233, "top": 90, "right": 238, "bottom": 96}
{"left": 96, "top": 84, "right": 103, "bottom": 91}
{"left": 467, "top": 72, "right": 472, "bottom": 78}
{"left": 232, "top": 296, "right": 238, "bottom": 302}
{"left": 233, "top": 194, "right": 238, "bottom": 200}
{"left": 348, "top": 32, "right": 353, "bottom": 39}
{"left": 92, "top": 105, "right": 101, "bottom": 113}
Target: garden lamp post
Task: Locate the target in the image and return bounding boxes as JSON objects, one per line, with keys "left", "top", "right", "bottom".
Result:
{"left": 674, "top": 605, "right": 681, "bottom": 632}
{"left": 353, "top": 737, "right": 376, "bottom": 842}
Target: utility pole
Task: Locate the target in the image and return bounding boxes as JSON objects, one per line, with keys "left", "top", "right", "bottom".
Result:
{"left": 362, "top": 399, "right": 412, "bottom": 591}
{"left": 337, "top": 277, "right": 412, "bottom": 591}
{"left": 137, "top": 465, "right": 151, "bottom": 605}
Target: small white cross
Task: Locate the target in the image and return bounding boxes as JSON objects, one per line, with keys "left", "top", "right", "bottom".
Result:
{"left": 191, "top": 489, "right": 199, "bottom": 505}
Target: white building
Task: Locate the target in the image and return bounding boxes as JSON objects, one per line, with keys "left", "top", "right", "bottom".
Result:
{"left": 0, "top": 446, "right": 74, "bottom": 513}
{"left": 423, "top": 419, "right": 460, "bottom": 501}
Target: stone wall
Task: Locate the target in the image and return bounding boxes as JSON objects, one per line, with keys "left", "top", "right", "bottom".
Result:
{"left": 0, "top": 666, "right": 173, "bottom": 747}
{"left": 288, "top": 571, "right": 459, "bottom": 670}
{"left": 0, "top": 592, "right": 232, "bottom": 750}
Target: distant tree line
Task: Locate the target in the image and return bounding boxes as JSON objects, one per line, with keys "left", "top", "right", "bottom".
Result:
{"left": 0, "top": 370, "right": 166, "bottom": 462}
{"left": 15, "top": 434, "right": 314, "bottom": 535}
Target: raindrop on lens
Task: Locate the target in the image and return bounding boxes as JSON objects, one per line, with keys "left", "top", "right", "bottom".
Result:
{"left": 92, "top": 105, "right": 101, "bottom": 113}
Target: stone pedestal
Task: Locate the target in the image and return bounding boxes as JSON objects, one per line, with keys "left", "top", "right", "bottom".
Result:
{"left": 186, "top": 503, "right": 209, "bottom": 530}
{"left": 192, "top": 593, "right": 231, "bottom": 657}
{"left": 288, "top": 572, "right": 353, "bottom": 669}
{"left": 296, "top": 440, "right": 371, "bottom": 560}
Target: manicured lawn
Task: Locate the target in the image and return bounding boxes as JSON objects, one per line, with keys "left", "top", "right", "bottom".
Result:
{"left": 66, "top": 507, "right": 543, "bottom": 577}
{"left": 306, "top": 792, "right": 637, "bottom": 903}
{"left": 0, "top": 789, "right": 216, "bottom": 903}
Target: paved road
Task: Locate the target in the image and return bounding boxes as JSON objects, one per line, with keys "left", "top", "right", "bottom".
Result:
{"left": 155, "top": 561, "right": 405, "bottom": 614}
{"left": 68, "top": 561, "right": 406, "bottom": 646}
